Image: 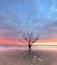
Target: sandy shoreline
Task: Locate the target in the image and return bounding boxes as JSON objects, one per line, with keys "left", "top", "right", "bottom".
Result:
{"left": 0, "top": 46, "right": 57, "bottom": 65}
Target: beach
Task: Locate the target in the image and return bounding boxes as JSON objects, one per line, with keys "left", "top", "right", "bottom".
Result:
{"left": 0, "top": 45, "right": 57, "bottom": 65}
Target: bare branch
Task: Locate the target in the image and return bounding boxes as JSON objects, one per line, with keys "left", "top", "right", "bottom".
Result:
{"left": 23, "top": 32, "right": 39, "bottom": 46}
{"left": 23, "top": 34, "right": 28, "bottom": 42}
{"left": 34, "top": 34, "right": 39, "bottom": 41}
{"left": 21, "top": 40, "right": 28, "bottom": 45}
{"left": 31, "top": 34, "right": 39, "bottom": 45}
{"left": 29, "top": 33, "right": 33, "bottom": 41}
{"left": 27, "top": 32, "right": 30, "bottom": 36}
{"left": 29, "top": 33, "right": 33, "bottom": 38}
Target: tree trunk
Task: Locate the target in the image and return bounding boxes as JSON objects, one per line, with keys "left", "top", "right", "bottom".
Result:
{"left": 28, "top": 44, "right": 31, "bottom": 54}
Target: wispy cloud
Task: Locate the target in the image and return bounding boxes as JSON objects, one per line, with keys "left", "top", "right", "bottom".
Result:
{"left": 0, "top": 0, "right": 57, "bottom": 40}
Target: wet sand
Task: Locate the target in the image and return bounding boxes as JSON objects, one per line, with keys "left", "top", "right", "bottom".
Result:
{"left": 0, "top": 46, "right": 57, "bottom": 65}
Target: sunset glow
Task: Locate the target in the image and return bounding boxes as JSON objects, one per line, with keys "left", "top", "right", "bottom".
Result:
{"left": 0, "top": 0, "right": 57, "bottom": 45}
{"left": 0, "top": 39, "right": 57, "bottom": 46}
{"left": 34, "top": 42, "right": 57, "bottom": 46}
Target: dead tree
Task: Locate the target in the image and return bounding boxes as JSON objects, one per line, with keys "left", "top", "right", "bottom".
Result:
{"left": 18, "top": 32, "right": 45, "bottom": 65}
{"left": 23, "top": 32, "right": 39, "bottom": 54}
{"left": 18, "top": 33, "right": 50, "bottom": 65}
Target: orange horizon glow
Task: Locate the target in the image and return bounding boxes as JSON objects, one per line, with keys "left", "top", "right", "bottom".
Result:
{"left": 0, "top": 39, "right": 57, "bottom": 45}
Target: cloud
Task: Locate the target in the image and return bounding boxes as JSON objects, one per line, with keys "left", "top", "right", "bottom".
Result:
{"left": 0, "top": 16, "right": 22, "bottom": 39}
{"left": 39, "top": 21, "right": 57, "bottom": 39}
{"left": 0, "top": 0, "right": 57, "bottom": 40}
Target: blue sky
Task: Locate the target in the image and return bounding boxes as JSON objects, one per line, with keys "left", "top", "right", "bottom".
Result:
{"left": 0, "top": 0, "right": 57, "bottom": 40}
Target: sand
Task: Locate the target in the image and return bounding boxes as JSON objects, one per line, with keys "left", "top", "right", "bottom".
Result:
{"left": 0, "top": 46, "right": 57, "bottom": 65}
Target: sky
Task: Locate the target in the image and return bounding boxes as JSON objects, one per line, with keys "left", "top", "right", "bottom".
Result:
{"left": 0, "top": 0, "right": 57, "bottom": 44}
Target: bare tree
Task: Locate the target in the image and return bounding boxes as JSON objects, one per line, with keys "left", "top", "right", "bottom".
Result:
{"left": 20, "top": 32, "right": 41, "bottom": 64}
{"left": 19, "top": 33, "right": 50, "bottom": 65}
{"left": 23, "top": 32, "right": 39, "bottom": 54}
